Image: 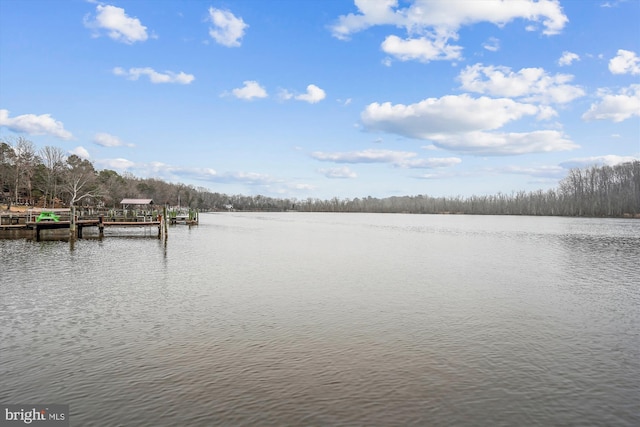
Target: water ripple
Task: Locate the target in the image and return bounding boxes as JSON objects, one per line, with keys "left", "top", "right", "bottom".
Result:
{"left": 1, "top": 214, "right": 639, "bottom": 426}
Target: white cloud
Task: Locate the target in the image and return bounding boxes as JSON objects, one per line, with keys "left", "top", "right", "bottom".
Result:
{"left": 160, "top": 165, "right": 218, "bottom": 181}
{"left": 360, "top": 96, "right": 578, "bottom": 155}
{"left": 428, "top": 130, "right": 578, "bottom": 155}
{"left": 0, "top": 109, "right": 73, "bottom": 140}
{"left": 207, "top": 171, "right": 275, "bottom": 185}
{"left": 279, "top": 85, "right": 327, "bottom": 103}
{"left": 295, "top": 84, "right": 326, "bottom": 103}
{"left": 168, "top": 165, "right": 276, "bottom": 185}
{"left": 331, "top": 0, "right": 567, "bottom": 63}
{"left": 500, "top": 164, "right": 565, "bottom": 178}
{"left": 381, "top": 35, "right": 462, "bottom": 63}
{"left": 582, "top": 84, "right": 640, "bottom": 122}
{"left": 88, "top": 157, "right": 288, "bottom": 190}
{"left": 278, "top": 89, "right": 294, "bottom": 101}
{"left": 318, "top": 167, "right": 358, "bottom": 179}
{"left": 84, "top": 5, "right": 148, "bottom": 44}
{"left": 93, "top": 132, "right": 134, "bottom": 148}
{"left": 231, "top": 81, "right": 268, "bottom": 100}
{"left": 414, "top": 172, "right": 449, "bottom": 180}
{"left": 458, "top": 64, "right": 585, "bottom": 104}
{"left": 94, "top": 132, "right": 121, "bottom": 147}
{"left": 208, "top": 7, "right": 248, "bottom": 47}
{"left": 399, "top": 157, "right": 462, "bottom": 168}
{"left": 311, "top": 149, "right": 461, "bottom": 168}
{"left": 536, "top": 105, "right": 559, "bottom": 120}
{"left": 558, "top": 51, "right": 580, "bottom": 66}
{"left": 230, "top": 171, "right": 274, "bottom": 184}
{"left": 96, "top": 158, "right": 136, "bottom": 170}
{"left": 288, "top": 183, "right": 316, "bottom": 192}
{"left": 483, "top": 37, "right": 500, "bottom": 52}
{"left": 560, "top": 155, "right": 639, "bottom": 169}
{"left": 608, "top": 49, "right": 640, "bottom": 75}
{"left": 70, "top": 146, "right": 91, "bottom": 159}
{"left": 107, "top": 161, "right": 219, "bottom": 182}
{"left": 361, "top": 94, "right": 541, "bottom": 138}
{"left": 601, "top": 0, "right": 633, "bottom": 7}
{"left": 113, "top": 67, "right": 195, "bottom": 84}
{"left": 313, "top": 149, "right": 417, "bottom": 164}
{"left": 332, "top": 0, "right": 567, "bottom": 38}
{"left": 330, "top": 0, "right": 400, "bottom": 39}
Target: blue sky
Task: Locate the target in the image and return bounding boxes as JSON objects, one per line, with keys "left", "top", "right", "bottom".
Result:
{"left": 1, "top": 0, "right": 639, "bottom": 199}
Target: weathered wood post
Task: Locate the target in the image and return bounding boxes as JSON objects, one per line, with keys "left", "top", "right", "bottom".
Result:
{"left": 163, "top": 206, "right": 168, "bottom": 239}
{"left": 69, "top": 205, "right": 76, "bottom": 240}
{"left": 77, "top": 211, "right": 83, "bottom": 238}
{"left": 99, "top": 215, "right": 104, "bottom": 238}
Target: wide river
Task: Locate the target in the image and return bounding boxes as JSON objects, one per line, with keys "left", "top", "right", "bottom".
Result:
{"left": 1, "top": 213, "right": 639, "bottom": 426}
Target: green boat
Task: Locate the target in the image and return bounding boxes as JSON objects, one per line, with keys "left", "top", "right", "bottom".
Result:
{"left": 36, "top": 211, "right": 60, "bottom": 222}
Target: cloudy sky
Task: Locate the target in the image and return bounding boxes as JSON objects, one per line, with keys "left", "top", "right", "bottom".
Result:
{"left": 1, "top": 0, "right": 638, "bottom": 199}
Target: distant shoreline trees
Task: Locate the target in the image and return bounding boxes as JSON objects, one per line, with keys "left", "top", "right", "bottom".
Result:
{"left": 1, "top": 138, "right": 639, "bottom": 218}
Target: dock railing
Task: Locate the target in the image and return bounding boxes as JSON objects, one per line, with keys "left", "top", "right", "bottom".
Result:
{"left": 76, "top": 208, "right": 162, "bottom": 222}
{"left": 5, "top": 207, "right": 196, "bottom": 223}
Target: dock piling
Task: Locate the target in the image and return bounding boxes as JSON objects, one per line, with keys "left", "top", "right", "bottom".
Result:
{"left": 162, "top": 206, "right": 168, "bottom": 239}
{"left": 99, "top": 215, "right": 104, "bottom": 238}
{"left": 70, "top": 206, "right": 77, "bottom": 240}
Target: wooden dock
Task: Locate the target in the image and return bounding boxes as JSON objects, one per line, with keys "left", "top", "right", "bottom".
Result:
{"left": 1, "top": 207, "right": 199, "bottom": 240}
{"left": 1, "top": 213, "right": 165, "bottom": 240}
{"left": 33, "top": 218, "right": 163, "bottom": 239}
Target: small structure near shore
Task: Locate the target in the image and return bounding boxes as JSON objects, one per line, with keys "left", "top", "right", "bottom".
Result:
{"left": 120, "top": 199, "right": 155, "bottom": 221}
{"left": 121, "top": 198, "right": 153, "bottom": 208}
{"left": 167, "top": 207, "right": 199, "bottom": 225}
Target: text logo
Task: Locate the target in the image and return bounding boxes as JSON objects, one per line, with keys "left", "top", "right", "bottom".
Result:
{"left": 1, "top": 405, "right": 68, "bottom": 427}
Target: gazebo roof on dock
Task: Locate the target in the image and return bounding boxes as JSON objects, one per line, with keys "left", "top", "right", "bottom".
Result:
{"left": 120, "top": 198, "right": 153, "bottom": 206}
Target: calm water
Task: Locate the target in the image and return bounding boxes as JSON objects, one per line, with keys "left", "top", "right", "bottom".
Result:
{"left": 1, "top": 213, "right": 639, "bottom": 426}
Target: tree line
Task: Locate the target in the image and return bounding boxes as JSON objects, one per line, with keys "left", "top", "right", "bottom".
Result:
{"left": 1, "top": 137, "right": 638, "bottom": 217}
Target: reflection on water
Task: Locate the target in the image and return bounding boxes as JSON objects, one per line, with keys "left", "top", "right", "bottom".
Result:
{"left": 1, "top": 213, "right": 639, "bottom": 426}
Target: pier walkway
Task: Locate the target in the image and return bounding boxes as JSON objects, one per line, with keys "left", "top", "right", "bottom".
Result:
{"left": 1, "top": 207, "right": 198, "bottom": 240}
{"left": 1, "top": 217, "right": 163, "bottom": 240}
{"left": 0, "top": 208, "right": 177, "bottom": 240}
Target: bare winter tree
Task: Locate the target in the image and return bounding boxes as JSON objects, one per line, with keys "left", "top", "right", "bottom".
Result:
{"left": 0, "top": 140, "right": 16, "bottom": 209}
{"left": 63, "top": 154, "right": 99, "bottom": 206}
{"left": 13, "top": 137, "right": 38, "bottom": 206}
{"left": 38, "top": 145, "right": 66, "bottom": 207}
